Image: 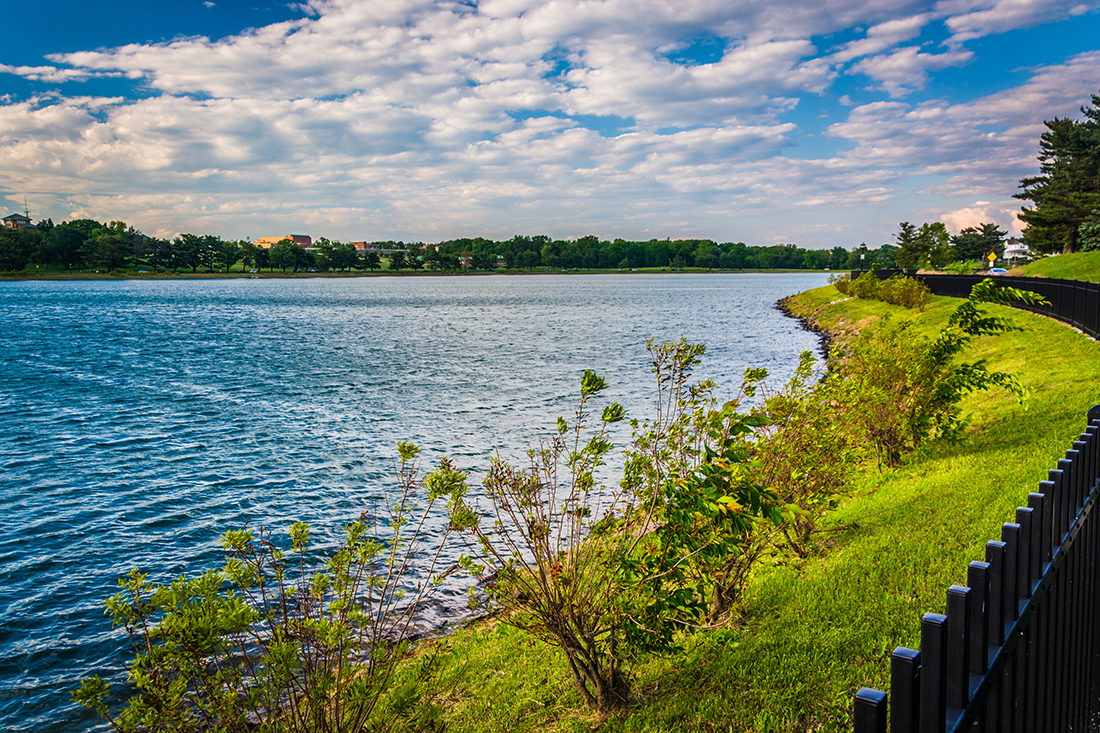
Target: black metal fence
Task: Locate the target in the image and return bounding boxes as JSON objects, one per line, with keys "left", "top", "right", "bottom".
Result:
{"left": 849, "top": 271, "right": 1100, "bottom": 340}
{"left": 852, "top": 407, "right": 1100, "bottom": 732}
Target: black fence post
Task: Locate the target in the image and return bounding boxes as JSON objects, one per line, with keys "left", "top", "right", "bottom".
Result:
{"left": 892, "top": 647, "right": 921, "bottom": 733}
{"left": 1052, "top": 466, "right": 1068, "bottom": 541}
{"left": 1002, "top": 523, "right": 1020, "bottom": 621}
{"left": 986, "top": 541, "right": 1006, "bottom": 645}
{"left": 1035, "top": 590, "right": 1052, "bottom": 731}
{"left": 1054, "top": 548, "right": 1068, "bottom": 732}
{"left": 1062, "top": 464, "right": 1075, "bottom": 536}
{"left": 1015, "top": 507, "right": 1033, "bottom": 600}
{"left": 967, "top": 562, "right": 990, "bottom": 676}
{"left": 854, "top": 688, "right": 888, "bottom": 733}
{"left": 1065, "top": 451, "right": 1081, "bottom": 511}
{"left": 920, "top": 613, "right": 948, "bottom": 733}
{"left": 946, "top": 586, "right": 970, "bottom": 709}
{"left": 1037, "top": 484, "right": 1054, "bottom": 562}
{"left": 1027, "top": 493, "right": 1045, "bottom": 579}
{"left": 1071, "top": 446, "right": 1085, "bottom": 507}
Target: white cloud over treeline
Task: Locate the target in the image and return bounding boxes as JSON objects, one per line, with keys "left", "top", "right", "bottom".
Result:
{"left": 1, "top": 0, "right": 1099, "bottom": 246}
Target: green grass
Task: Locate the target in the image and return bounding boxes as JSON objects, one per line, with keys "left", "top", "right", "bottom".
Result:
{"left": 1018, "top": 251, "right": 1100, "bottom": 282}
{"left": 415, "top": 283, "right": 1100, "bottom": 732}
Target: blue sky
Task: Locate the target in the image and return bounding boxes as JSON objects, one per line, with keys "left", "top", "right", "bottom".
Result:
{"left": 3, "top": 0, "right": 1100, "bottom": 249}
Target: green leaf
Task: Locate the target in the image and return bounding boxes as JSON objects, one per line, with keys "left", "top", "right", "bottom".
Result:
{"left": 580, "top": 369, "right": 608, "bottom": 397}
{"left": 397, "top": 440, "right": 421, "bottom": 462}
{"left": 602, "top": 402, "right": 627, "bottom": 424}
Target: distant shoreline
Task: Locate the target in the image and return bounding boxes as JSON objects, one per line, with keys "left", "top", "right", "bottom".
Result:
{"left": 0, "top": 268, "right": 824, "bottom": 282}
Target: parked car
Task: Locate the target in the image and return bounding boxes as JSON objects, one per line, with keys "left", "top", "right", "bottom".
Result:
{"left": 989, "top": 267, "right": 1009, "bottom": 275}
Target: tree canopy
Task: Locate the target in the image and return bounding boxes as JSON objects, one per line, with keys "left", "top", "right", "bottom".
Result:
{"left": 1016, "top": 91, "right": 1100, "bottom": 254}
{"left": 951, "top": 223, "right": 1006, "bottom": 262}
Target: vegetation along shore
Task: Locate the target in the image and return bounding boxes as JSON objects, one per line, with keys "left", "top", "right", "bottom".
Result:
{"left": 72, "top": 269, "right": 1100, "bottom": 732}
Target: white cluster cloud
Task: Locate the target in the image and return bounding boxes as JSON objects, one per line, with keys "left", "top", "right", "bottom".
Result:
{"left": 0, "top": 64, "right": 118, "bottom": 84}
{"left": 850, "top": 46, "right": 974, "bottom": 97}
{"left": 944, "top": 0, "right": 1100, "bottom": 42}
{"left": 0, "top": 0, "right": 1098, "bottom": 246}
{"left": 940, "top": 200, "right": 1026, "bottom": 233}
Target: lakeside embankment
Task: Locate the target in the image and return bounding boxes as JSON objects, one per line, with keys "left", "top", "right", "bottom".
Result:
{"left": 403, "top": 280, "right": 1100, "bottom": 732}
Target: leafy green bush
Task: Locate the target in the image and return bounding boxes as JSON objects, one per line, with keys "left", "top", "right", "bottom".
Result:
{"left": 838, "top": 271, "right": 930, "bottom": 311}
{"left": 456, "top": 344, "right": 789, "bottom": 713}
{"left": 828, "top": 273, "right": 851, "bottom": 296}
{"left": 74, "top": 443, "right": 472, "bottom": 733}
{"left": 877, "top": 275, "right": 931, "bottom": 311}
{"left": 848, "top": 270, "right": 881, "bottom": 300}
{"left": 619, "top": 342, "right": 784, "bottom": 629}
{"left": 456, "top": 368, "right": 640, "bottom": 711}
{"left": 828, "top": 279, "right": 1046, "bottom": 468}
{"left": 456, "top": 340, "right": 858, "bottom": 711}
{"left": 640, "top": 349, "right": 854, "bottom": 621}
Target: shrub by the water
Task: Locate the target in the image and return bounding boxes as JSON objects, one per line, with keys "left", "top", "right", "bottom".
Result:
{"left": 877, "top": 274, "right": 931, "bottom": 311}
{"left": 849, "top": 270, "right": 881, "bottom": 300}
{"left": 828, "top": 272, "right": 851, "bottom": 295}
{"left": 454, "top": 340, "right": 856, "bottom": 712}
{"left": 831, "top": 270, "right": 930, "bottom": 311}
{"left": 74, "top": 443, "right": 473, "bottom": 733}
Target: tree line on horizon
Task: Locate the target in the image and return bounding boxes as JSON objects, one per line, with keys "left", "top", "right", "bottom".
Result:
{"left": 0, "top": 221, "right": 902, "bottom": 274}
{"left": 0, "top": 215, "right": 1029, "bottom": 276}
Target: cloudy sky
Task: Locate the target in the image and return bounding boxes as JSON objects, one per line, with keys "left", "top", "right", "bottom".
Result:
{"left": 2, "top": 0, "right": 1099, "bottom": 248}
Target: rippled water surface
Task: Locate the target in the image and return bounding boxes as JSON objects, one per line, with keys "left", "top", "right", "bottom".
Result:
{"left": 0, "top": 273, "right": 828, "bottom": 731}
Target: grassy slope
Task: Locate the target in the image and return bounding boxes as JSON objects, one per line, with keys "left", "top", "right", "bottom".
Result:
{"left": 424, "top": 284, "right": 1100, "bottom": 733}
{"left": 1018, "top": 251, "right": 1100, "bottom": 282}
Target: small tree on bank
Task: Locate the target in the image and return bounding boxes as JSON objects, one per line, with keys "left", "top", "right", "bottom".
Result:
{"left": 74, "top": 443, "right": 475, "bottom": 733}
{"left": 455, "top": 341, "right": 850, "bottom": 712}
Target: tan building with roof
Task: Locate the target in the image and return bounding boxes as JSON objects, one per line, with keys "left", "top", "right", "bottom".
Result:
{"left": 3, "top": 213, "right": 33, "bottom": 230}
{"left": 256, "top": 234, "right": 312, "bottom": 249}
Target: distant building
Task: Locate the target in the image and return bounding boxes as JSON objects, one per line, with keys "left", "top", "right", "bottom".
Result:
{"left": 2, "top": 212, "right": 33, "bottom": 230}
{"left": 1004, "top": 238, "right": 1030, "bottom": 261}
{"left": 255, "top": 234, "right": 312, "bottom": 249}
{"left": 350, "top": 241, "right": 407, "bottom": 254}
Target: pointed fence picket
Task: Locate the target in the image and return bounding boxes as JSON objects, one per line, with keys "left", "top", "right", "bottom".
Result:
{"left": 852, "top": 407, "right": 1100, "bottom": 732}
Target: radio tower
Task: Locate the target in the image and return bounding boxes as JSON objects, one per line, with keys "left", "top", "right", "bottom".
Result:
{"left": 23, "top": 195, "right": 29, "bottom": 219}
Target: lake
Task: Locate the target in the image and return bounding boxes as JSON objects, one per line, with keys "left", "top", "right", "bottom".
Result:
{"left": 0, "top": 272, "right": 829, "bottom": 731}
